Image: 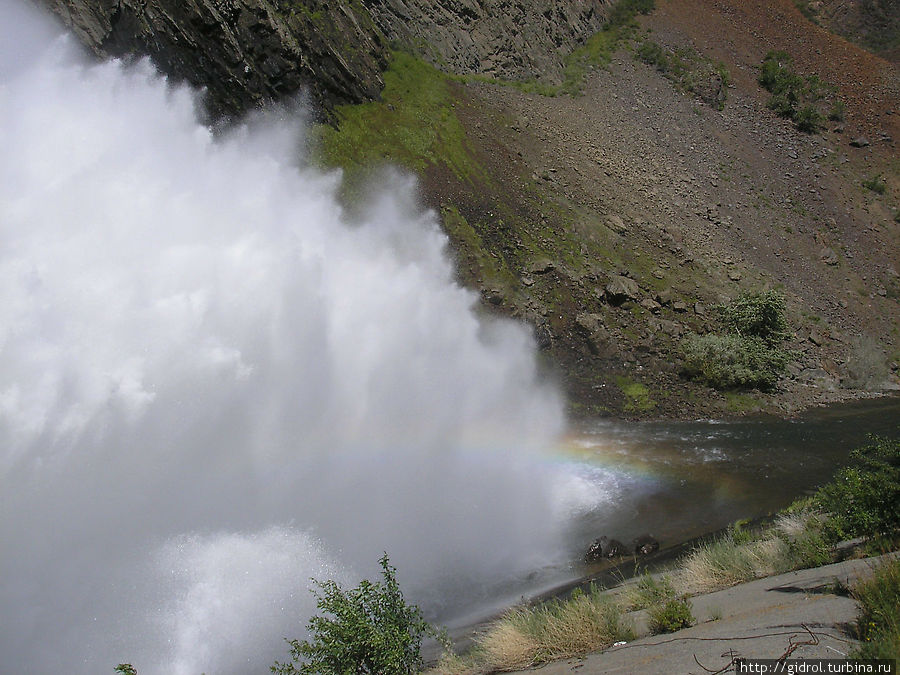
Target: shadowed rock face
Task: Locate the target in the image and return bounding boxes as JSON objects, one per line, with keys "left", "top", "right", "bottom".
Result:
{"left": 39, "top": 0, "right": 391, "bottom": 119}
{"left": 37, "top": 0, "right": 611, "bottom": 118}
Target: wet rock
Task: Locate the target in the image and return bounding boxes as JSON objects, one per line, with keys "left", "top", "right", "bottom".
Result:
{"left": 633, "top": 534, "right": 660, "bottom": 556}
{"left": 584, "top": 536, "right": 628, "bottom": 562}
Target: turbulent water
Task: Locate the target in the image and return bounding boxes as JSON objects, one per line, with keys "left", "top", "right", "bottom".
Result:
{"left": 0, "top": 3, "right": 605, "bottom": 672}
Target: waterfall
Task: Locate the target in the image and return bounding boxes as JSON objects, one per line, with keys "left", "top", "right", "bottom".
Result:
{"left": 0, "top": 2, "right": 596, "bottom": 672}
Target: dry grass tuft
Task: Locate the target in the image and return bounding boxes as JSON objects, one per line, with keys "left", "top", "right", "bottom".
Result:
{"left": 673, "top": 534, "right": 789, "bottom": 595}
{"left": 472, "top": 589, "right": 634, "bottom": 672}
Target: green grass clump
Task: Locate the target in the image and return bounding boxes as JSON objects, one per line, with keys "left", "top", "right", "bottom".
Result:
{"left": 862, "top": 174, "right": 887, "bottom": 195}
{"left": 316, "top": 51, "right": 483, "bottom": 188}
{"left": 852, "top": 558, "right": 900, "bottom": 658}
{"left": 624, "top": 574, "right": 676, "bottom": 610}
{"left": 758, "top": 51, "right": 838, "bottom": 134}
{"left": 615, "top": 377, "right": 657, "bottom": 412}
{"left": 648, "top": 597, "right": 694, "bottom": 634}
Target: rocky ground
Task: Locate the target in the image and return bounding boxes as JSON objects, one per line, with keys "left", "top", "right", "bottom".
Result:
{"left": 416, "top": 0, "right": 899, "bottom": 419}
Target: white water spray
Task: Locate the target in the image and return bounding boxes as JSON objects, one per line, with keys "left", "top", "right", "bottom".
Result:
{"left": 0, "top": 3, "right": 599, "bottom": 672}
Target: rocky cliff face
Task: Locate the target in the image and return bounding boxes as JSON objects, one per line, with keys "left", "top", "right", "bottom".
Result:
{"left": 364, "top": 0, "right": 608, "bottom": 84}
{"left": 40, "top": 0, "right": 391, "bottom": 118}
{"left": 38, "top": 0, "right": 610, "bottom": 118}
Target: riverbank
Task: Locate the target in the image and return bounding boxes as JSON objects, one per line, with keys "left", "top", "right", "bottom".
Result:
{"left": 502, "top": 553, "right": 896, "bottom": 674}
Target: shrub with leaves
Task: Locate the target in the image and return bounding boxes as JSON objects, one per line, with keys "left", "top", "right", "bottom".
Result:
{"left": 758, "top": 51, "right": 838, "bottom": 134}
{"left": 680, "top": 333, "right": 791, "bottom": 389}
{"left": 272, "top": 554, "right": 445, "bottom": 675}
{"left": 680, "top": 290, "right": 792, "bottom": 390}
{"left": 648, "top": 597, "right": 694, "bottom": 634}
{"left": 852, "top": 558, "right": 900, "bottom": 658}
{"left": 719, "top": 290, "right": 789, "bottom": 345}
{"left": 816, "top": 436, "right": 900, "bottom": 542}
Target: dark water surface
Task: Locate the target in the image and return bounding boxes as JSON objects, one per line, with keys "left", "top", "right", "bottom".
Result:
{"left": 566, "top": 396, "right": 900, "bottom": 558}
{"left": 446, "top": 395, "right": 900, "bottom": 628}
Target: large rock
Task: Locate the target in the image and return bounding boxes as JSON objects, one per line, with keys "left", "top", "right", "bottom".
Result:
{"left": 604, "top": 275, "right": 639, "bottom": 305}
{"left": 575, "top": 313, "right": 619, "bottom": 358}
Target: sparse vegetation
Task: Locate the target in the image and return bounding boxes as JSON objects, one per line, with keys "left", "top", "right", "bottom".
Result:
{"left": 758, "top": 51, "right": 840, "bottom": 133}
{"left": 680, "top": 290, "right": 792, "bottom": 390}
{"left": 636, "top": 40, "right": 731, "bottom": 109}
{"left": 648, "top": 597, "right": 694, "bottom": 634}
{"left": 562, "top": 0, "right": 656, "bottom": 95}
{"left": 272, "top": 554, "right": 445, "bottom": 675}
{"left": 862, "top": 174, "right": 887, "bottom": 194}
{"left": 315, "top": 51, "right": 484, "bottom": 192}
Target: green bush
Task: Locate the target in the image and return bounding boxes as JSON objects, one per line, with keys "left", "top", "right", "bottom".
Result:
{"left": 852, "top": 558, "right": 900, "bottom": 658}
{"left": 680, "top": 333, "right": 791, "bottom": 389}
{"left": 607, "top": 0, "right": 655, "bottom": 27}
{"left": 680, "top": 291, "right": 791, "bottom": 390}
{"left": 272, "top": 554, "right": 444, "bottom": 675}
{"left": 720, "top": 290, "right": 789, "bottom": 346}
{"left": 862, "top": 174, "right": 887, "bottom": 195}
{"left": 816, "top": 436, "right": 900, "bottom": 542}
{"left": 758, "top": 51, "right": 838, "bottom": 134}
{"left": 637, "top": 41, "right": 668, "bottom": 70}
{"left": 795, "top": 105, "right": 824, "bottom": 133}
{"left": 648, "top": 597, "right": 694, "bottom": 634}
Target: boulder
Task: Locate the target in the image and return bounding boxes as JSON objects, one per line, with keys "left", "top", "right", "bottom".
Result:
{"left": 584, "top": 535, "right": 628, "bottom": 562}
{"left": 605, "top": 276, "right": 639, "bottom": 305}
{"left": 575, "top": 314, "right": 619, "bottom": 359}
{"left": 632, "top": 534, "right": 660, "bottom": 556}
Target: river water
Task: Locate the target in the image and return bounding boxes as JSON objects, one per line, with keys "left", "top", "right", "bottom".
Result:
{"left": 446, "top": 396, "right": 900, "bottom": 628}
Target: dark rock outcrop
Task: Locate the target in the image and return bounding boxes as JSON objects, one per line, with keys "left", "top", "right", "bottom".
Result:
{"left": 585, "top": 535, "right": 628, "bottom": 562}
{"left": 632, "top": 534, "right": 660, "bottom": 556}
{"left": 38, "top": 0, "right": 611, "bottom": 119}
{"left": 39, "top": 0, "right": 390, "bottom": 118}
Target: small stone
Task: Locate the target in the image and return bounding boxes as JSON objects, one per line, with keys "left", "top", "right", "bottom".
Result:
{"left": 728, "top": 270, "right": 742, "bottom": 281}
{"left": 640, "top": 298, "right": 662, "bottom": 313}
{"left": 672, "top": 301, "right": 688, "bottom": 312}
{"left": 529, "top": 259, "right": 555, "bottom": 274}
{"left": 850, "top": 137, "right": 870, "bottom": 148}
